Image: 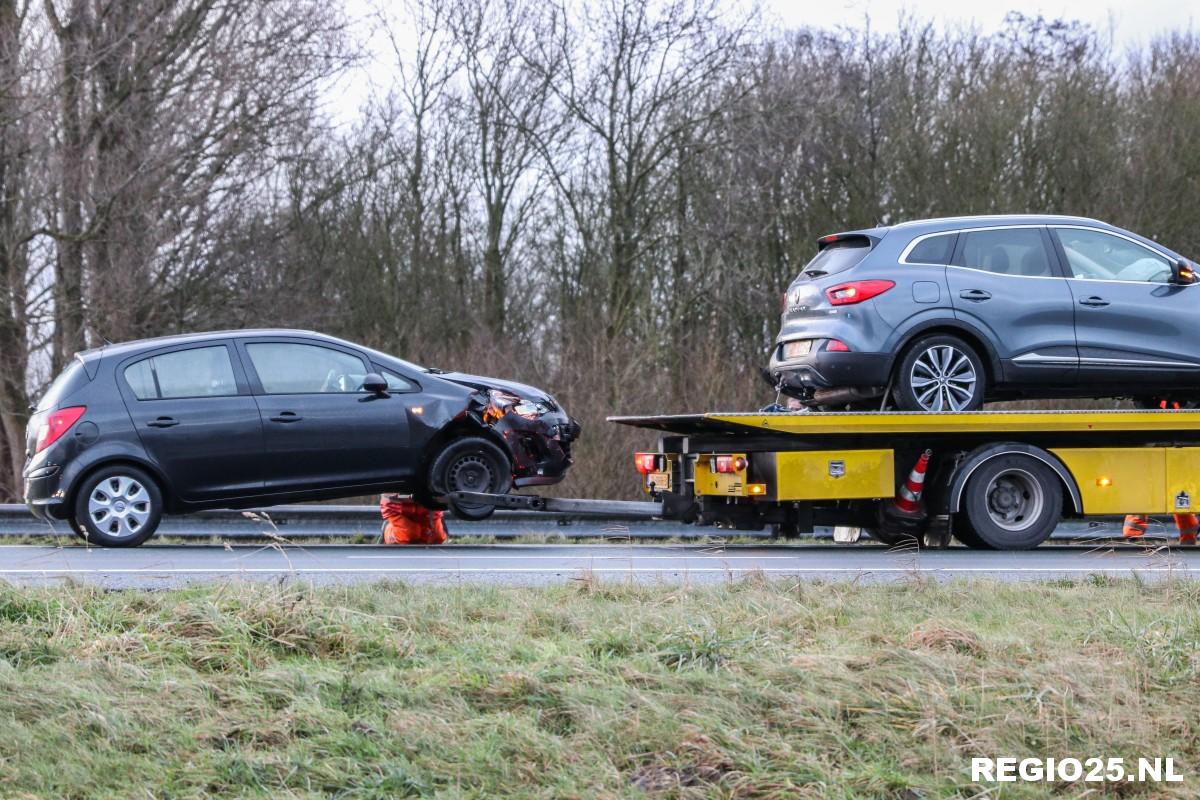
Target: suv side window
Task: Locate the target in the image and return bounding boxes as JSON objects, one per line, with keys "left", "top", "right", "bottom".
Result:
{"left": 905, "top": 233, "right": 957, "bottom": 265}
{"left": 1052, "top": 227, "right": 1173, "bottom": 284}
{"left": 125, "top": 346, "right": 239, "bottom": 400}
{"left": 245, "top": 342, "right": 369, "bottom": 394}
{"left": 957, "top": 228, "right": 1054, "bottom": 277}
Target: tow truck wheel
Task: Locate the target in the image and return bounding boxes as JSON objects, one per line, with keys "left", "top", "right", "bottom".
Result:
{"left": 961, "top": 455, "right": 1062, "bottom": 549}
{"left": 427, "top": 436, "right": 513, "bottom": 521}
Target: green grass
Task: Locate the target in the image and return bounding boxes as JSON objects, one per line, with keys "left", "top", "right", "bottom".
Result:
{"left": 0, "top": 578, "right": 1198, "bottom": 798}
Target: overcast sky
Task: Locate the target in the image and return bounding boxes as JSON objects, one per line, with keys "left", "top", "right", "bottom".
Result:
{"left": 326, "top": 0, "right": 1197, "bottom": 125}
{"left": 763, "top": 0, "right": 1195, "bottom": 46}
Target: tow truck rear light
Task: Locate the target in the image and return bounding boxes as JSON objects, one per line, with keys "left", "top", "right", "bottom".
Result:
{"left": 712, "top": 455, "right": 748, "bottom": 474}
{"left": 825, "top": 280, "right": 895, "bottom": 306}
{"left": 635, "top": 453, "right": 660, "bottom": 474}
{"left": 825, "top": 339, "right": 851, "bottom": 352}
{"left": 35, "top": 406, "right": 86, "bottom": 453}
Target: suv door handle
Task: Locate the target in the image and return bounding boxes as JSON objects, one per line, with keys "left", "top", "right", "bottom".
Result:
{"left": 958, "top": 289, "right": 992, "bottom": 302}
{"left": 269, "top": 411, "right": 303, "bottom": 423}
{"left": 1079, "top": 296, "right": 1110, "bottom": 307}
{"left": 147, "top": 416, "right": 179, "bottom": 428}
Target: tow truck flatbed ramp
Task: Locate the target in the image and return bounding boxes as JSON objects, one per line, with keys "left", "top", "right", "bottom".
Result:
{"left": 609, "top": 409, "right": 1200, "bottom": 437}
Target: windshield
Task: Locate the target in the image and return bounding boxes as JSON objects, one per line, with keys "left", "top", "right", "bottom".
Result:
{"left": 799, "top": 238, "right": 873, "bottom": 279}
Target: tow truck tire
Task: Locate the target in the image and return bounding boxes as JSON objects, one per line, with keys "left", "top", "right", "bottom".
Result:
{"left": 961, "top": 455, "right": 1062, "bottom": 549}
{"left": 892, "top": 334, "right": 986, "bottom": 412}
{"left": 427, "top": 436, "right": 513, "bottom": 521}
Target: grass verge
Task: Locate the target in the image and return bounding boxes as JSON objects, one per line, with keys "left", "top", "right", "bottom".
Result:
{"left": 0, "top": 577, "right": 1197, "bottom": 798}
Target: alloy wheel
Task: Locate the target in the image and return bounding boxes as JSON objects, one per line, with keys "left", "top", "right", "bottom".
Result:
{"left": 909, "top": 345, "right": 978, "bottom": 411}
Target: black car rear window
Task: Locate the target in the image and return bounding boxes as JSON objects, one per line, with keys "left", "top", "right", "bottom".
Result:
{"left": 35, "top": 359, "right": 90, "bottom": 412}
{"left": 798, "top": 237, "right": 873, "bottom": 280}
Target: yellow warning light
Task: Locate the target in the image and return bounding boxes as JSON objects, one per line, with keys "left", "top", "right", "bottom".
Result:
{"left": 1097, "top": 477, "right": 1112, "bottom": 488}
{"left": 747, "top": 483, "right": 767, "bottom": 496}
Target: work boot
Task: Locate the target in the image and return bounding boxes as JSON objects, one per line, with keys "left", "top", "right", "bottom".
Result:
{"left": 1123, "top": 515, "right": 1150, "bottom": 539}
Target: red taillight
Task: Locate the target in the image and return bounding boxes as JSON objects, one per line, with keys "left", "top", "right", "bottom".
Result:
{"left": 635, "top": 453, "right": 660, "bottom": 474}
{"left": 712, "top": 455, "right": 748, "bottom": 474}
{"left": 35, "top": 406, "right": 86, "bottom": 453}
{"left": 826, "top": 339, "right": 851, "bottom": 352}
{"left": 825, "top": 280, "right": 895, "bottom": 306}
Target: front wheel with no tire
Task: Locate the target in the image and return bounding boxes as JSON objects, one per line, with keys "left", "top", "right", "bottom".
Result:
{"left": 961, "top": 455, "right": 1062, "bottom": 549}
{"left": 892, "top": 335, "right": 986, "bottom": 412}
{"left": 72, "top": 465, "right": 163, "bottom": 547}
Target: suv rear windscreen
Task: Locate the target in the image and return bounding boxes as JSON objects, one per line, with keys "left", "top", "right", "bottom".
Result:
{"left": 798, "top": 237, "right": 874, "bottom": 280}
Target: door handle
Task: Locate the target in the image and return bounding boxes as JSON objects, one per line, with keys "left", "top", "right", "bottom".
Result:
{"left": 269, "top": 411, "right": 303, "bottom": 423}
{"left": 958, "top": 289, "right": 992, "bottom": 302}
{"left": 1079, "top": 296, "right": 1110, "bottom": 308}
{"left": 147, "top": 417, "right": 179, "bottom": 428}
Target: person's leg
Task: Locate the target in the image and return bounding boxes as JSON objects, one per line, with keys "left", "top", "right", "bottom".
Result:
{"left": 1123, "top": 515, "right": 1150, "bottom": 538}
{"left": 1175, "top": 513, "right": 1198, "bottom": 545}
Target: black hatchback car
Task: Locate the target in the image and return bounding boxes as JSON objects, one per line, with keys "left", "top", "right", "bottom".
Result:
{"left": 24, "top": 330, "right": 580, "bottom": 546}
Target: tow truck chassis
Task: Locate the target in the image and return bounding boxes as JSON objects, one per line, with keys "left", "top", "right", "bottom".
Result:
{"left": 450, "top": 409, "right": 1200, "bottom": 550}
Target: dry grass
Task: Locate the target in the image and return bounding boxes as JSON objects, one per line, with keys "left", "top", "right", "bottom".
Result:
{"left": 0, "top": 578, "right": 1198, "bottom": 798}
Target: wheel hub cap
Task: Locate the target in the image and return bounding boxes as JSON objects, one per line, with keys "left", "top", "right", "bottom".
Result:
{"left": 87, "top": 475, "right": 151, "bottom": 539}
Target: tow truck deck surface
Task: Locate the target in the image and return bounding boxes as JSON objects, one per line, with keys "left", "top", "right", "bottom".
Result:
{"left": 451, "top": 410, "right": 1200, "bottom": 550}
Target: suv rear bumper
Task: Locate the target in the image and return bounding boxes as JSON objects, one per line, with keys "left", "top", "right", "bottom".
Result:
{"left": 769, "top": 352, "right": 891, "bottom": 390}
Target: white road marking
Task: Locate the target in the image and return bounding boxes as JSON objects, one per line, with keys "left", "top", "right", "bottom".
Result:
{"left": 0, "top": 567, "right": 1190, "bottom": 575}
{"left": 343, "top": 554, "right": 809, "bottom": 560}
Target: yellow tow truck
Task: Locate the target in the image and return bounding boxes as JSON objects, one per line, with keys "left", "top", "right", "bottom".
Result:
{"left": 447, "top": 409, "right": 1200, "bottom": 550}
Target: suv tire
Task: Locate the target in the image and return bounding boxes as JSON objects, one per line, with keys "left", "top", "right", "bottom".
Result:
{"left": 72, "top": 465, "right": 163, "bottom": 547}
{"left": 893, "top": 334, "right": 986, "bottom": 412}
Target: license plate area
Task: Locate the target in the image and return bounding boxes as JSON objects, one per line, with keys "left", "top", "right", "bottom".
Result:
{"left": 646, "top": 471, "right": 672, "bottom": 492}
{"left": 783, "top": 340, "right": 813, "bottom": 360}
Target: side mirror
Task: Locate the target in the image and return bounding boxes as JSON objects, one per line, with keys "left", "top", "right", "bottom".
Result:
{"left": 1171, "top": 258, "right": 1196, "bottom": 286}
{"left": 362, "top": 373, "right": 389, "bottom": 395}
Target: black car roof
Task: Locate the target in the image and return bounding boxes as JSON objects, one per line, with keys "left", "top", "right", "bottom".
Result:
{"left": 78, "top": 329, "right": 341, "bottom": 360}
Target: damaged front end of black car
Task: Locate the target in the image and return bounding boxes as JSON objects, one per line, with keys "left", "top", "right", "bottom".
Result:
{"left": 421, "top": 371, "right": 581, "bottom": 520}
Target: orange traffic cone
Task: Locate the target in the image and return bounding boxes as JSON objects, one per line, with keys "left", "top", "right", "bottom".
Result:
{"left": 893, "top": 449, "right": 932, "bottom": 515}
{"left": 1123, "top": 515, "right": 1150, "bottom": 539}
{"left": 1177, "top": 513, "right": 1198, "bottom": 545}
{"left": 380, "top": 495, "right": 449, "bottom": 545}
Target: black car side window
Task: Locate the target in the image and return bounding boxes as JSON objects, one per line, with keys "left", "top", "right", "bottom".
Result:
{"left": 125, "top": 346, "right": 239, "bottom": 400}
{"left": 246, "top": 342, "right": 369, "bottom": 394}
{"left": 958, "top": 228, "right": 1053, "bottom": 277}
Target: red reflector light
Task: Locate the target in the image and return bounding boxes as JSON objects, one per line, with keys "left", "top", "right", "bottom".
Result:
{"left": 826, "top": 339, "right": 851, "bottom": 352}
{"left": 35, "top": 406, "right": 86, "bottom": 453}
{"left": 635, "top": 453, "right": 659, "bottom": 474}
{"left": 713, "top": 455, "right": 748, "bottom": 474}
{"left": 825, "top": 280, "right": 895, "bottom": 306}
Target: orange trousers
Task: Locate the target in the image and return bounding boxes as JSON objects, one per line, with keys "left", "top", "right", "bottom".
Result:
{"left": 1123, "top": 514, "right": 1198, "bottom": 544}
{"left": 380, "top": 495, "right": 448, "bottom": 544}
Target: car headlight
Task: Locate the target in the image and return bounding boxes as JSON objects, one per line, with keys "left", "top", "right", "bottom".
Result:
{"left": 487, "top": 389, "right": 549, "bottom": 419}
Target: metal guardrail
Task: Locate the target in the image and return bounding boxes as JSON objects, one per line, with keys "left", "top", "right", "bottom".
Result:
{"left": 0, "top": 503, "right": 710, "bottom": 540}
{"left": 0, "top": 502, "right": 1148, "bottom": 542}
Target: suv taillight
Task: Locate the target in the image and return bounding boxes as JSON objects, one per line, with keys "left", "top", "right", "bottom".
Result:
{"left": 35, "top": 406, "right": 86, "bottom": 453}
{"left": 825, "top": 280, "right": 895, "bottom": 306}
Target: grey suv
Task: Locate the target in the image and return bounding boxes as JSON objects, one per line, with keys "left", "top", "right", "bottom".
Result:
{"left": 769, "top": 215, "right": 1199, "bottom": 411}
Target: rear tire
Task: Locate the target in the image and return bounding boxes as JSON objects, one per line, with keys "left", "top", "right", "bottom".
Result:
{"left": 893, "top": 334, "right": 986, "bottom": 412}
{"left": 961, "top": 455, "right": 1061, "bottom": 550}
{"left": 427, "top": 436, "right": 513, "bottom": 521}
{"left": 72, "top": 465, "right": 163, "bottom": 547}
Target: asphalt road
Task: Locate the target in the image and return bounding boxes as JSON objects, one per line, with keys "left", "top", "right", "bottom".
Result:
{"left": 2, "top": 541, "right": 1198, "bottom": 588}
